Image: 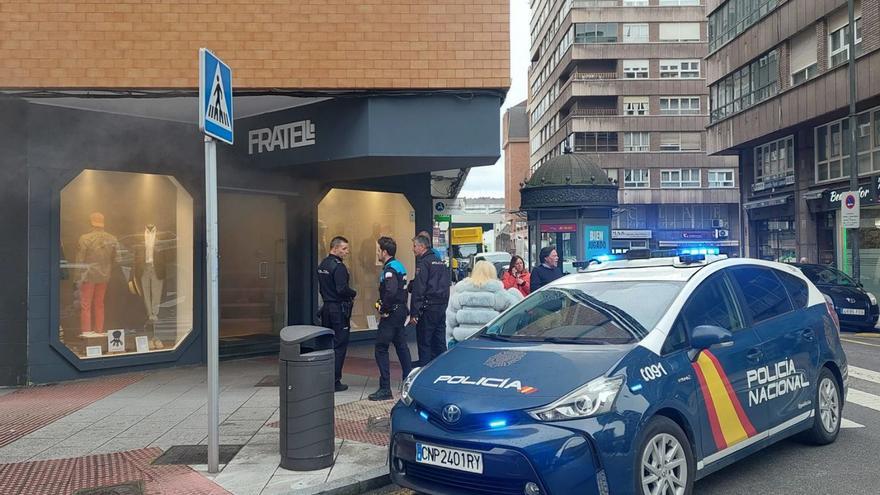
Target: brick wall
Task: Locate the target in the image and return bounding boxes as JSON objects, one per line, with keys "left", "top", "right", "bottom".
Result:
{"left": 0, "top": 0, "right": 510, "bottom": 89}
{"left": 864, "top": 0, "right": 880, "bottom": 52}
{"left": 778, "top": 40, "right": 790, "bottom": 91}
{"left": 817, "top": 21, "right": 829, "bottom": 73}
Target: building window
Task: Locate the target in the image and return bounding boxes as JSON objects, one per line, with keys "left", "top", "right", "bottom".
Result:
{"left": 575, "top": 23, "right": 618, "bottom": 44}
{"left": 60, "top": 170, "right": 194, "bottom": 359}
{"left": 754, "top": 135, "right": 795, "bottom": 181}
{"left": 623, "top": 60, "right": 649, "bottom": 78}
{"left": 709, "top": 0, "right": 779, "bottom": 52}
{"left": 659, "top": 23, "right": 700, "bottom": 42}
{"left": 624, "top": 169, "right": 650, "bottom": 188}
{"left": 624, "top": 97, "right": 649, "bottom": 116}
{"left": 658, "top": 205, "right": 728, "bottom": 229}
{"left": 624, "top": 132, "right": 650, "bottom": 151}
{"left": 660, "top": 96, "right": 701, "bottom": 115}
{"left": 623, "top": 0, "right": 649, "bottom": 5}
{"left": 710, "top": 49, "right": 779, "bottom": 122}
{"left": 815, "top": 106, "right": 880, "bottom": 181}
{"left": 660, "top": 59, "right": 700, "bottom": 78}
{"left": 789, "top": 28, "right": 818, "bottom": 86}
{"left": 659, "top": 0, "right": 701, "bottom": 5}
{"left": 660, "top": 132, "right": 701, "bottom": 151}
{"left": 708, "top": 169, "right": 736, "bottom": 188}
{"left": 623, "top": 24, "right": 649, "bottom": 43}
{"left": 661, "top": 168, "right": 701, "bottom": 188}
{"left": 571, "top": 132, "right": 619, "bottom": 152}
{"left": 829, "top": 18, "right": 862, "bottom": 69}
{"left": 605, "top": 169, "right": 620, "bottom": 183}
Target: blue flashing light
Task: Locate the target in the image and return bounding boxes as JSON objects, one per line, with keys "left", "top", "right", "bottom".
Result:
{"left": 630, "top": 383, "right": 643, "bottom": 392}
{"left": 679, "top": 247, "right": 719, "bottom": 256}
{"left": 419, "top": 411, "right": 429, "bottom": 421}
{"left": 596, "top": 255, "right": 611, "bottom": 262}
{"left": 488, "top": 419, "right": 507, "bottom": 429}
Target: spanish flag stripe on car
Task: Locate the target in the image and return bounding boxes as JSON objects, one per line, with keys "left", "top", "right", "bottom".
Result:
{"left": 692, "top": 350, "right": 756, "bottom": 450}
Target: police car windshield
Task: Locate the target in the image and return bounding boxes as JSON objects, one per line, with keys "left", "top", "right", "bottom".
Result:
{"left": 480, "top": 281, "right": 684, "bottom": 344}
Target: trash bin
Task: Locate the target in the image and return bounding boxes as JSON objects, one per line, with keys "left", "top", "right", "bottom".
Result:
{"left": 279, "top": 325, "right": 335, "bottom": 471}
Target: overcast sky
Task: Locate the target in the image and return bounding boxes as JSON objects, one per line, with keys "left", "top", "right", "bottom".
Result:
{"left": 458, "top": 0, "right": 529, "bottom": 198}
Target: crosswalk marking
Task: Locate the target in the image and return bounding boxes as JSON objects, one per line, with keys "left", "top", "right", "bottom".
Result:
{"left": 847, "top": 388, "right": 880, "bottom": 413}
{"left": 849, "top": 366, "right": 880, "bottom": 384}
{"left": 841, "top": 418, "right": 864, "bottom": 429}
{"left": 841, "top": 338, "right": 880, "bottom": 348}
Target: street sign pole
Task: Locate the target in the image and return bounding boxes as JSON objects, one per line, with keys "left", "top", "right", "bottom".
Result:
{"left": 205, "top": 135, "right": 220, "bottom": 473}
{"left": 847, "top": 0, "right": 860, "bottom": 281}
{"left": 198, "top": 48, "right": 233, "bottom": 474}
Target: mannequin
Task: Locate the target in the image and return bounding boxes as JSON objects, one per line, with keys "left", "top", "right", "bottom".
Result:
{"left": 76, "top": 212, "right": 120, "bottom": 337}
{"left": 136, "top": 223, "right": 165, "bottom": 326}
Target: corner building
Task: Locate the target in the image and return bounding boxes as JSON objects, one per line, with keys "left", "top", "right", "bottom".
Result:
{"left": 527, "top": 0, "right": 740, "bottom": 267}
{"left": 705, "top": 0, "right": 880, "bottom": 294}
{"left": 0, "top": 0, "right": 509, "bottom": 385}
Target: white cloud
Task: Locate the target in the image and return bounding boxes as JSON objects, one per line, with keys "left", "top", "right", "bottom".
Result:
{"left": 459, "top": 0, "right": 529, "bottom": 199}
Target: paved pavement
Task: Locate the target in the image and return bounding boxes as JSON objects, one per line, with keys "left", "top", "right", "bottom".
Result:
{"left": 0, "top": 338, "right": 417, "bottom": 495}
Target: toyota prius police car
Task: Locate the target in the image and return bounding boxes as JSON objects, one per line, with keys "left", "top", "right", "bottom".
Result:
{"left": 390, "top": 248, "right": 848, "bottom": 495}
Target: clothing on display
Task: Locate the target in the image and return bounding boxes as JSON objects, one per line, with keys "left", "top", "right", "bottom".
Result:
{"left": 140, "top": 224, "right": 163, "bottom": 323}
{"left": 76, "top": 212, "right": 119, "bottom": 335}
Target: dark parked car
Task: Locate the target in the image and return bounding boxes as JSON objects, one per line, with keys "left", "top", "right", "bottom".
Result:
{"left": 791, "top": 263, "right": 879, "bottom": 331}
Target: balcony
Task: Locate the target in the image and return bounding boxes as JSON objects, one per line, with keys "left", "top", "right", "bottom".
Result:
{"left": 569, "top": 71, "right": 618, "bottom": 82}
{"left": 568, "top": 107, "right": 619, "bottom": 116}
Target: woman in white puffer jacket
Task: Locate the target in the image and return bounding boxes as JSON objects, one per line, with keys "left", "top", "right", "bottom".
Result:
{"left": 445, "top": 260, "right": 524, "bottom": 348}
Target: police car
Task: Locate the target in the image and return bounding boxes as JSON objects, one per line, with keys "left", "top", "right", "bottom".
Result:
{"left": 389, "top": 249, "right": 848, "bottom": 495}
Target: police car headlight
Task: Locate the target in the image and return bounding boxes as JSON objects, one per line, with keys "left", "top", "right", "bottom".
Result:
{"left": 527, "top": 376, "right": 624, "bottom": 421}
{"left": 401, "top": 367, "right": 422, "bottom": 406}
{"left": 868, "top": 292, "right": 877, "bottom": 306}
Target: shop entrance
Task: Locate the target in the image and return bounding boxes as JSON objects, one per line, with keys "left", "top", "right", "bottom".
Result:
{"left": 218, "top": 192, "right": 287, "bottom": 355}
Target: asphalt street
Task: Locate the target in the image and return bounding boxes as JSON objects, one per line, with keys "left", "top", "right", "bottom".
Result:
{"left": 375, "top": 330, "right": 880, "bottom": 495}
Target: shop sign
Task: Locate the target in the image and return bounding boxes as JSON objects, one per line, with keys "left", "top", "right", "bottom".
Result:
{"left": 585, "top": 226, "right": 610, "bottom": 259}
{"left": 434, "top": 214, "right": 451, "bottom": 223}
{"left": 612, "top": 229, "right": 652, "bottom": 239}
{"left": 451, "top": 226, "right": 483, "bottom": 245}
{"left": 541, "top": 223, "right": 577, "bottom": 233}
{"left": 824, "top": 185, "right": 873, "bottom": 209}
{"left": 681, "top": 231, "right": 713, "bottom": 240}
{"left": 842, "top": 191, "right": 860, "bottom": 229}
{"left": 752, "top": 173, "right": 795, "bottom": 193}
{"left": 248, "top": 119, "right": 316, "bottom": 155}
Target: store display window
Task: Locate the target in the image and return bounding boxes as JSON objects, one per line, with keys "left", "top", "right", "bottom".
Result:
{"left": 59, "top": 170, "right": 194, "bottom": 358}
{"left": 317, "top": 189, "right": 416, "bottom": 331}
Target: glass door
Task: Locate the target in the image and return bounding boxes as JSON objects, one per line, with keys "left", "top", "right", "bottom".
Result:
{"left": 218, "top": 192, "right": 287, "bottom": 352}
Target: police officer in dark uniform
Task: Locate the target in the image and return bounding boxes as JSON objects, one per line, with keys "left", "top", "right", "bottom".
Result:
{"left": 317, "top": 236, "right": 357, "bottom": 392}
{"left": 410, "top": 234, "right": 451, "bottom": 364}
{"left": 369, "top": 236, "right": 413, "bottom": 401}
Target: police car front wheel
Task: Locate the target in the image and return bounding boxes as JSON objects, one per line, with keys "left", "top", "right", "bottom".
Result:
{"left": 635, "top": 416, "right": 694, "bottom": 495}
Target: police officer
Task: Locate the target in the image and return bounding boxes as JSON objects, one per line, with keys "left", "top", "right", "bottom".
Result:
{"left": 369, "top": 236, "right": 413, "bottom": 401}
{"left": 317, "top": 236, "right": 357, "bottom": 392}
{"left": 410, "top": 234, "right": 451, "bottom": 364}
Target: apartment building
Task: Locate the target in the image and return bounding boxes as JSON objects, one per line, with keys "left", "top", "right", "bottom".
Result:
{"left": 528, "top": 0, "right": 740, "bottom": 256}
{"left": 502, "top": 101, "right": 530, "bottom": 258}
{"left": 705, "top": 0, "right": 880, "bottom": 293}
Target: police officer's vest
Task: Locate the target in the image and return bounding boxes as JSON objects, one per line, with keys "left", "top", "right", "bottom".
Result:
{"left": 380, "top": 259, "right": 408, "bottom": 305}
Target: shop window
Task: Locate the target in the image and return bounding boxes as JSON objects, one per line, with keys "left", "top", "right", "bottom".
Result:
{"left": 317, "top": 189, "right": 416, "bottom": 331}
{"left": 60, "top": 170, "right": 194, "bottom": 359}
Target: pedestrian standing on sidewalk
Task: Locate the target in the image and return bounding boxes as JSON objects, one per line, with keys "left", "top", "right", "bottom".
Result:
{"left": 502, "top": 255, "right": 531, "bottom": 297}
{"left": 530, "top": 246, "right": 563, "bottom": 292}
{"left": 317, "top": 236, "right": 357, "bottom": 392}
{"left": 369, "top": 236, "right": 413, "bottom": 401}
{"left": 446, "top": 260, "right": 522, "bottom": 348}
{"left": 410, "top": 234, "right": 451, "bottom": 364}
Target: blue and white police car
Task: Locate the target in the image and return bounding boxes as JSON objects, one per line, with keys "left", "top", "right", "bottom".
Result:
{"left": 390, "top": 249, "right": 848, "bottom": 495}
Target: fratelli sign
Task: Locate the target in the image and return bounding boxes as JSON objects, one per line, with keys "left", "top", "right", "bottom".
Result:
{"left": 248, "top": 119, "right": 316, "bottom": 155}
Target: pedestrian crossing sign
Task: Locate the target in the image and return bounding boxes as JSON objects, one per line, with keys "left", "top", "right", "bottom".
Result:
{"left": 199, "top": 48, "right": 234, "bottom": 144}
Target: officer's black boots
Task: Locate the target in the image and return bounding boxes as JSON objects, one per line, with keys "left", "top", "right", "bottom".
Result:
{"left": 335, "top": 382, "right": 349, "bottom": 392}
{"left": 368, "top": 388, "right": 393, "bottom": 401}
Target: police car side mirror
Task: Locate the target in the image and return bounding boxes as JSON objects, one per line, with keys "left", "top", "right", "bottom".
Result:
{"left": 690, "top": 325, "right": 733, "bottom": 351}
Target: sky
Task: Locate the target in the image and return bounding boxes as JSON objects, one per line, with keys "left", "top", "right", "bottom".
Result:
{"left": 458, "top": 0, "right": 530, "bottom": 198}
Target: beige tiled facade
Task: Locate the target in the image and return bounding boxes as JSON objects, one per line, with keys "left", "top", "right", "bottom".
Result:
{"left": 0, "top": 0, "right": 510, "bottom": 89}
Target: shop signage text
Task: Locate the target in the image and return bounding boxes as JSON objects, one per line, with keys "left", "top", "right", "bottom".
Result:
{"left": 828, "top": 187, "right": 870, "bottom": 205}
{"left": 248, "top": 119, "right": 316, "bottom": 155}
{"left": 541, "top": 223, "right": 577, "bottom": 233}
{"left": 682, "top": 231, "right": 713, "bottom": 240}
{"left": 612, "top": 229, "right": 652, "bottom": 239}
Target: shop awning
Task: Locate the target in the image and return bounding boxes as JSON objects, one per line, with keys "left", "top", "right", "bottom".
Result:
{"left": 743, "top": 195, "right": 791, "bottom": 210}
{"left": 658, "top": 240, "right": 741, "bottom": 247}
{"left": 802, "top": 189, "right": 826, "bottom": 201}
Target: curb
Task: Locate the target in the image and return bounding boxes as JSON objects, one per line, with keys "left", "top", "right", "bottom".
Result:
{"left": 300, "top": 466, "right": 391, "bottom": 495}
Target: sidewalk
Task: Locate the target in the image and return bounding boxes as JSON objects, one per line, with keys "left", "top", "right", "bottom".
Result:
{"left": 0, "top": 340, "right": 412, "bottom": 495}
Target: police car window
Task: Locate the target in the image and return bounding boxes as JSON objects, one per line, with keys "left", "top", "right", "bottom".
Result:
{"left": 481, "top": 282, "right": 684, "bottom": 344}
{"left": 730, "top": 267, "right": 794, "bottom": 323}
{"left": 680, "top": 274, "right": 744, "bottom": 334}
{"left": 777, "top": 271, "right": 809, "bottom": 309}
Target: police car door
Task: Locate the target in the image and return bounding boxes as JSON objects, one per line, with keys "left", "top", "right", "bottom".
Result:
{"left": 676, "top": 272, "right": 765, "bottom": 463}
{"left": 729, "top": 266, "right": 818, "bottom": 430}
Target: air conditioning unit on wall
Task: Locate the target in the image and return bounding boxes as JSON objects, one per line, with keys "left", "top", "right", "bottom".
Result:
{"left": 711, "top": 219, "right": 726, "bottom": 228}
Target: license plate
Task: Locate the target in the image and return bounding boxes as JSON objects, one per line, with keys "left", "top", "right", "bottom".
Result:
{"left": 841, "top": 308, "right": 866, "bottom": 315}
{"left": 415, "top": 442, "right": 483, "bottom": 474}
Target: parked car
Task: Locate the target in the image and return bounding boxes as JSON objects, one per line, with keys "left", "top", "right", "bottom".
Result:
{"left": 791, "top": 263, "right": 879, "bottom": 331}
{"left": 470, "top": 251, "right": 511, "bottom": 278}
{"left": 391, "top": 251, "right": 847, "bottom": 495}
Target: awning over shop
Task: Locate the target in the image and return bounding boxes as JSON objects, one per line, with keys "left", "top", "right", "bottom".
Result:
{"left": 658, "top": 240, "right": 741, "bottom": 247}
{"left": 743, "top": 195, "right": 791, "bottom": 210}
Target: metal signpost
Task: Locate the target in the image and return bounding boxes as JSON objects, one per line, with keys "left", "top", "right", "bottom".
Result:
{"left": 847, "top": 0, "right": 860, "bottom": 281}
{"left": 198, "top": 48, "right": 233, "bottom": 474}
